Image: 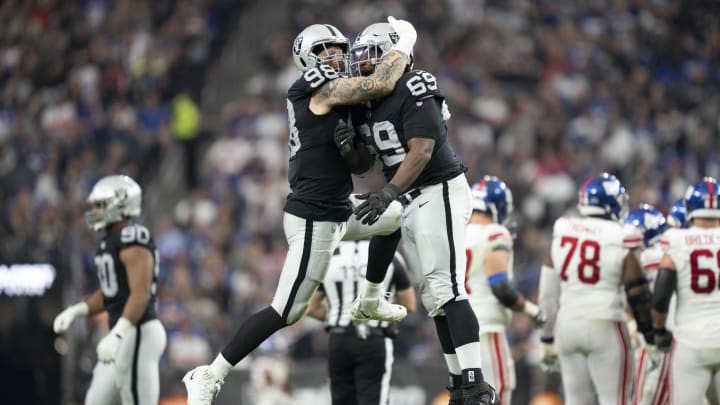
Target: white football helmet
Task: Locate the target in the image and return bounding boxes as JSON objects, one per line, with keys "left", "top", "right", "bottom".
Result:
{"left": 350, "top": 22, "right": 413, "bottom": 77}
{"left": 292, "top": 24, "right": 349, "bottom": 72}
{"left": 85, "top": 175, "right": 142, "bottom": 231}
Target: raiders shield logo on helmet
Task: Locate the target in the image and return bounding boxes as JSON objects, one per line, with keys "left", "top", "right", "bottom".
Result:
{"left": 293, "top": 36, "right": 303, "bottom": 55}
{"left": 388, "top": 32, "right": 399, "bottom": 44}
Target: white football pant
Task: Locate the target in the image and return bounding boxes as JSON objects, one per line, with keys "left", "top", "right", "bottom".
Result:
{"left": 479, "top": 331, "right": 515, "bottom": 405}
{"left": 85, "top": 319, "right": 166, "bottom": 405}
{"left": 400, "top": 173, "right": 472, "bottom": 316}
{"left": 671, "top": 342, "right": 720, "bottom": 404}
{"left": 556, "top": 319, "right": 632, "bottom": 405}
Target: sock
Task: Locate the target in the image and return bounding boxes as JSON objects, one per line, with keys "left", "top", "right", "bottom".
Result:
{"left": 443, "top": 300, "right": 483, "bottom": 369}
{"left": 220, "top": 306, "right": 285, "bottom": 365}
{"left": 462, "top": 368, "right": 485, "bottom": 386}
{"left": 455, "top": 342, "right": 484, "bottom": 371}
{"left": 210, "top": 353, "right": 232, "bottom": 379}
{"left": 364, "top": 281, "right": 383, "bottom": 300}
{"left": 434, "top": 316, "right": 462, "bottom": 376}
{"left": 444, "top": 299, "right": 480, "bottom": 347}
{"left": 365, "top": 230, "right": 401, "bottom": 283}
{"left": 443, "top": 354, "right": 461, "bottom": 376}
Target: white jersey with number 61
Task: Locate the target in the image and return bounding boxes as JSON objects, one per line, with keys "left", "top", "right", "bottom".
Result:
{"left": 550, "top": 216, "right": 642, "bottom": 322}
{"left": 661, "top": 226, "right": 720, "bottom": 349}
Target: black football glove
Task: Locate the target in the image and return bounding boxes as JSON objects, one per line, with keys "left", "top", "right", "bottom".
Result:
{"left": 334, "top": 119, "right": 355, "bottom": 153}
{"left": 653, "top": 327, "right": 673, "bottom": 352}
{"left": 354, "top": 184, "right": 400, "bottom": 225}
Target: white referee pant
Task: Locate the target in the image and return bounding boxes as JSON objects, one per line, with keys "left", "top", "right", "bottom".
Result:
{"left": 85, "top": 319, "right": 166, "bottom": 405}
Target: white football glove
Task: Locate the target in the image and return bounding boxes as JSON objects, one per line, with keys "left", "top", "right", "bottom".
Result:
{"left": 540, "top": 342, "right": 561, "bottom": 373}
{"left": 53, "top": 302, "right": 89, "bottom": 334}
{"left": 387, "top": 16, "right": 417, "bottom": 58}
{"left": 644, "top": 344, "right": 663, "bottom": 369}
{"left": 522, "top": 301, "right": 546, "bottom": 327}
{"left": 97, "top": 317, "right": 133, "bottom": 363}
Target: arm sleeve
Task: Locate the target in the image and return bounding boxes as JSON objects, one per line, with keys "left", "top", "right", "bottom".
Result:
{"left": 652, "top": 268, "right": 677, "bottom": 313}
{"left": 539, "top": 264, "right": 561, "bottom": 338}
{"left": 488, "top": 273, "right": 521, "bottom": 308}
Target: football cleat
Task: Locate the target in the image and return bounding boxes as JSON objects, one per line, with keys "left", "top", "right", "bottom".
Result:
{"left": 350, "top": 296, "right": 407, "bottom": 323}
{"left": 183, "top": 365, "right": 224, "bottom": 405}
{"left": 462, "top": 381, "right": 500, "bottom": 405}
{"left": 447, "top": 385, "right": 464, "bottom": 405}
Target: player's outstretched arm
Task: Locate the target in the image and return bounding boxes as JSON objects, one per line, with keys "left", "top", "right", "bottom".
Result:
{"left": 318, "top": 50, "right": 410, "bottom": 107}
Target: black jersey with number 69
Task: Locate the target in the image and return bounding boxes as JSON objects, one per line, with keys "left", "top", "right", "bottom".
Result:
{"left": 285, "top": 65, "right": 354, "bottom": 222}
{"left": 95, "top": 224, "right": 158, "bottom": 328}
{"left": 352, "top": 69, "right": 465, "bottom": 189}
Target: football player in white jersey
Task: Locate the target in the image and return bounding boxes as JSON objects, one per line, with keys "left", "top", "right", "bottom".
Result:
{"left": 465, "top": 176, "right": 546, "bottom": 405}
{"left": 651, "top": 177, "right": 720, "bottom": 404}
{"left": 624, "top": 204, "right": 670, "bottom": 405}
{"left": 539, "top": 173, "right": 653, "bottom": 405}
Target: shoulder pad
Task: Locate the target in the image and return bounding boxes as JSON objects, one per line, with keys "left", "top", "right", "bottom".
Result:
{"left": 621, "top": 224, "right": 644, "bottom": 249}
{"left": 288, "top": 65, "right": 341, "bottom": 100}
{"left": 119, "top": 224, "right": 154, "bottom": 248}
{"left": 487, "top": 224, "right": 513, "bottom": 245}
{"left": 397, "top": 69, "right": 444, "bottom": 100}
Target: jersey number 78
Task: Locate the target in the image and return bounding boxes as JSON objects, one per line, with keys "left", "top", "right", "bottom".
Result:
{"left": 559, "top": 236, "right": 601, "bottom": 284}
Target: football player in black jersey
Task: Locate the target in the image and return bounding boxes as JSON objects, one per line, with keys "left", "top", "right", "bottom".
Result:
{"left": 53, "top": 175, "right": 166, "bottom": 405}
{"left": 339, "top": 23, "right": 500, "bottom": 405}
{"left": 183, "top": 17, "right": 417, "bottom": 405}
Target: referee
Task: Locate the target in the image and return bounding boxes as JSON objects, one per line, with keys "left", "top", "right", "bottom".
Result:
{"left": 307, "top": 239, "right": 416, "bottom": 405}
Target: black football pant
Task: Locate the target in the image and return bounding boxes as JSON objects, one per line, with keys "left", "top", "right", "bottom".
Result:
{"left": 328, "top": 331, "right": 394, "bottom": 405}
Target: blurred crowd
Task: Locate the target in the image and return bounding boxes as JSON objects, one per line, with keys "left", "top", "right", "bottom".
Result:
{"left": 1, "top": 0, "right": 719, "bottom": 402}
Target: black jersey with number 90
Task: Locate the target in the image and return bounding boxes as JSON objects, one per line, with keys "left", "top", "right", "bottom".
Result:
{"left": 95, "top": 224, "right": 158, "bottom": 328}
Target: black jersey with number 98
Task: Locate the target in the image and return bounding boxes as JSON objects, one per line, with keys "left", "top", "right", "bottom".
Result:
{"left": 95, "top": 224, "right": 158, "bottom": 328}
{"left": 285, "top": 65, "right": 354, "bottom": 222}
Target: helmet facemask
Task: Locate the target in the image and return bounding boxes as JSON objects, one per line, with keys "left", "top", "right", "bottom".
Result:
{"left": 350, "top": 45, "right": 383, "bottom": 77}
{"left": 313, "top": 42, "right": 350, "bottom": 75}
